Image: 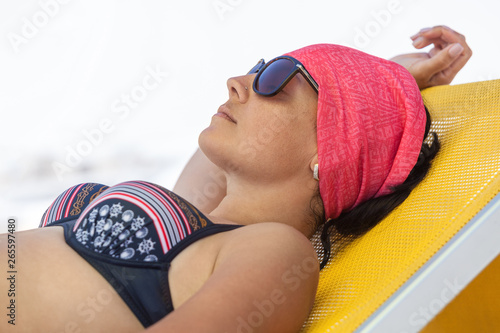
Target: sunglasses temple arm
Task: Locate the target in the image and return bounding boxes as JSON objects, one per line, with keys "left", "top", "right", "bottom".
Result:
{"left": 298, "top": 65, "right": 319, "bottom": 93}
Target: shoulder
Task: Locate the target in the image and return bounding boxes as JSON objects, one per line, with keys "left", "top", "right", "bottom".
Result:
{"left": 214, "top": 222, "right": 319, "bottom": 331}
{"left": 220, "top": 222, "right": 317, "bottom": 261}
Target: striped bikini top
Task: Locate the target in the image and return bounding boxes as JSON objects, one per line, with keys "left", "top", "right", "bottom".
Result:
{"left": 40, "top": 180, "right": 241, "bottom": 327}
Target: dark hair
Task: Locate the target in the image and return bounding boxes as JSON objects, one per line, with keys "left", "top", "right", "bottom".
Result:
{"left": 311, "top": 106, "right": 440, "bottom": 269}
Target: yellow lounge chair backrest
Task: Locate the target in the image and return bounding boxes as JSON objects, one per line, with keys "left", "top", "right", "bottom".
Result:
{"left": 302, "top": 79, "right": 500, "bottom": 332}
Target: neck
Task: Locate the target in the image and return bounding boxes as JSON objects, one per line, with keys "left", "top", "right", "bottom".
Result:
{"left": 209, "top": 175, "right": 317, "bottom": 237}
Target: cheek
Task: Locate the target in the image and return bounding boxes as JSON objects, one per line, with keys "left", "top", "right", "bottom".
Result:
{"left": 244, "top": 114, "right": 316, "bottom": 169}
{"left": 242, "top": 110, "right": 300, "bottom": 151}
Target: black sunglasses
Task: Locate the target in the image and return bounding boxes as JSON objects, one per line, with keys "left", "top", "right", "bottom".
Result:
{"left": 247, "top": 56, "right": 319, "bottom": 97}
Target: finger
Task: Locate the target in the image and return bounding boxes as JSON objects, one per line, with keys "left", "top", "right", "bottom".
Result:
{"left": 412, "top": 26, "right": 456, "bottom": 48}
{"left": 428, "top": 47, "right": 440, "bottom": 58}
{"left": 410, "top": 27, "right": 432, "bottom": 40}
{"left": 411, "top": 26, "right": 453, "bottom": 42}
{"left": 413, "top": 36, "right": 448, "bottom": 50}
{"left": 417, "top": 43, "right": 464, "bottom": 82}
{"left": 412, "top": 28, "right": 471, "bottom": 65}
{"left": 418, "top": 25, "right": 467, "bottom": 47}
{"left": 438, "top": 44, "right": 473, "bottom": 83}
{"left": 428, "top": 43, "right": 471, "bottom": 86}
{"left": 411, "top": 25, "right": 468, "bottom": 53}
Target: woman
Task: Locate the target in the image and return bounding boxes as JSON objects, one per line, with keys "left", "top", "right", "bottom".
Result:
{"left": 1, "top": 26, "right": 471, "bottom": 333}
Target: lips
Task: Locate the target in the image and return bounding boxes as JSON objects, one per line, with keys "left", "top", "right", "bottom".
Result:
{"left": 215, "top": 104, "right": 237, "bottom": 123}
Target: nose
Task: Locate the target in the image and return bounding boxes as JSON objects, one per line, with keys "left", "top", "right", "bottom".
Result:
{"left": 227, "top": 75, "right": 252, "bottom": 104}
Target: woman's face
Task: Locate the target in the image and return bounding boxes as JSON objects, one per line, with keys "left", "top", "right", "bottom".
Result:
{"left": 199, "top": 70, "right": 318, "bottom": 184}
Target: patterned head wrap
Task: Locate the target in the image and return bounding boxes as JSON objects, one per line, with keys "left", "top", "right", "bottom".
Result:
{"left": 286, "top": 44, "right": 426, "bottom": 220}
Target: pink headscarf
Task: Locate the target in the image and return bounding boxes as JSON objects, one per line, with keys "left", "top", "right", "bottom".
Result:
{"left": 286, "top": 44, "right": 426, "bottom": 220}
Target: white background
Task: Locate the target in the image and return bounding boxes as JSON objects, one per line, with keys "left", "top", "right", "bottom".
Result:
{"left": 1, "top": 0, "right": 499, "bottom": 231}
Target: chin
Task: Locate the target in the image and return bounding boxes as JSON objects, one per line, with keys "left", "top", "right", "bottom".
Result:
{"left": 198, "top": 126, "right": 225, "bottom": 166}
{"left": 197, "top": 128, "right": 210, "bottom": 156}
{"left": 199, "top": 126, "right": 243, "bottom": 175}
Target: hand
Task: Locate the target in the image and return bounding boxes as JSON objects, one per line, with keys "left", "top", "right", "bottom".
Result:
{"left": 390, "top": 26, "right": 472, "bottom": 90}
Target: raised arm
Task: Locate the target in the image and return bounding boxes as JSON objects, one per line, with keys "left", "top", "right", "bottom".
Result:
{"left": 173, "top": 148, "right": 227, "bottom": 213}
{"left": 390, "top": 25, "right": 472, "bottom": 90}
{"left": 144, "top": 223, "right": 319, "bottom": 333}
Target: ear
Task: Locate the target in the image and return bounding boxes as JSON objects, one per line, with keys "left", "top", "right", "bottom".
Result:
{"left": 309, "top": 154, "right": 319, "bottom": 176}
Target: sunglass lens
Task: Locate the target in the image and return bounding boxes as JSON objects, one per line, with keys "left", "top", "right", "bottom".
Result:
{"left": 255, "top": 58, "right": 295, "bottom": 95}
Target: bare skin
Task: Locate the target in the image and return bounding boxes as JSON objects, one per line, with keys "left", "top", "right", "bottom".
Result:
{"left": 390, "top": 25, "right": 472, "bottom": 89}
{"left": 0, "top": 25, "right": 472, "bottom": 333}
{"left": 0, "top": 73, "right": 320, "bottom": 333}
{"left": 0, "top": 218, "right": 318, "bottom": 332}
{"left": 174, "top": 26, "right": 474, "bottom": 217}
{"left": 0, "top": 227, "right": 144, "bottom": 332}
